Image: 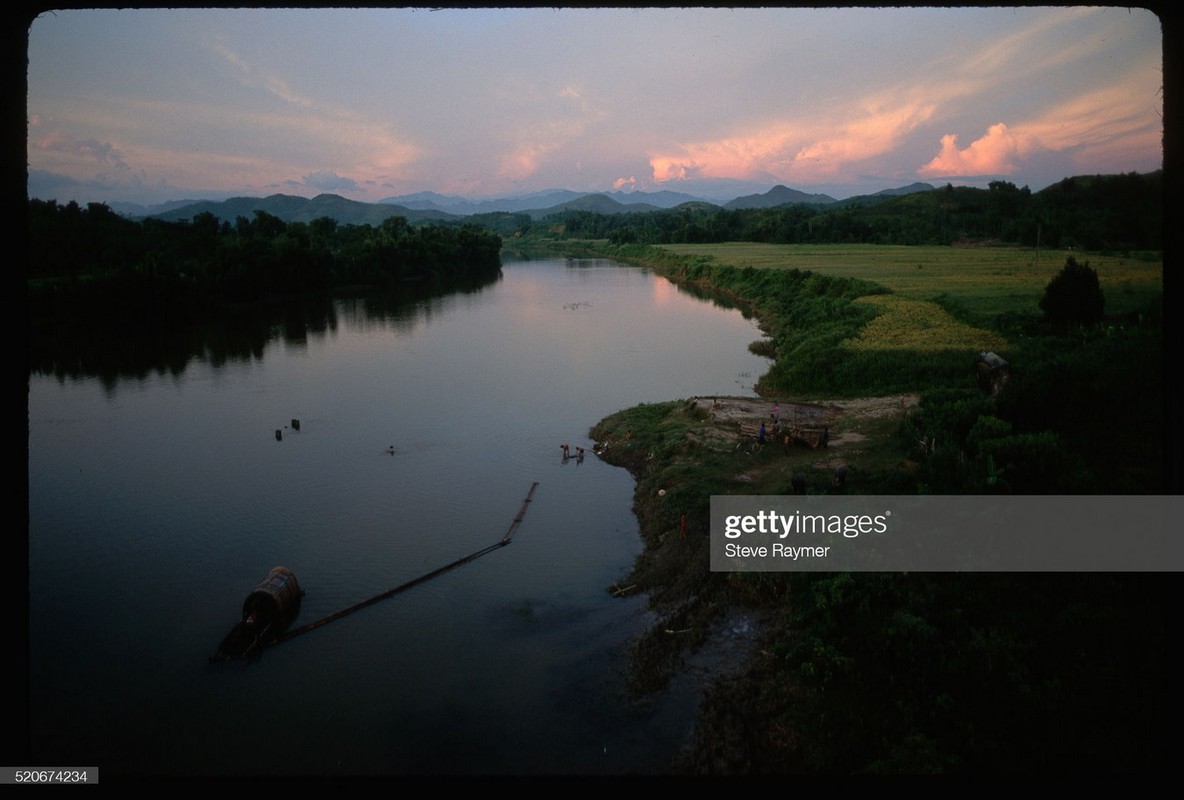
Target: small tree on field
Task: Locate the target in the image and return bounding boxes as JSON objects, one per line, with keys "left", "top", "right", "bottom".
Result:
{"left": 1039, "top": 256, "right": 1104, "bottom": 327}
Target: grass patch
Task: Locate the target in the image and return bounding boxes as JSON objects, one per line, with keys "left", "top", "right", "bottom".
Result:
{"left": 843, "top": 295, "right": 1010, "bottom": 352}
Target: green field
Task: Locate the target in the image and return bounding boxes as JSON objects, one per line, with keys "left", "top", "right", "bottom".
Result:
{"left": 657, "top": 243, "right": 1162, "bottom": 324}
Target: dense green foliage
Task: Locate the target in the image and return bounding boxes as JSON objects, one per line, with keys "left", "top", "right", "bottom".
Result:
{"left": 528, "top": 172, "right": 1161, "bottom": 251}
{"left": 27, "top": 198, "right": 504, "bottom": 314}
{"left": 1039, "top": 255, "right": 1105, "bottom": 327}
{"left": 593, "top": 397, "right": 1167, "bottom": 774}
{"left": 712, "top": 570, "right": 1168, "bottom": 774}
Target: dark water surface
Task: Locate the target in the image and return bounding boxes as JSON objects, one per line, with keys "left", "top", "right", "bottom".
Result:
{"left": 27, "top": 257, "right": 771, "bottom": 777}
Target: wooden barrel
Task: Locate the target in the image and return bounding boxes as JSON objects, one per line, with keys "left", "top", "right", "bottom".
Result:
{"left": 242, "top": 566, "right": 303, "bottom": 625}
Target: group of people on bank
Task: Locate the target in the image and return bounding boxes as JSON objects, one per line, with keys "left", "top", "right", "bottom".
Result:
{"left": 762, "top": 401, "right": 846, "bottom": 493}
{"left": 755, "top": 401, "right": 829, "bottom": 454}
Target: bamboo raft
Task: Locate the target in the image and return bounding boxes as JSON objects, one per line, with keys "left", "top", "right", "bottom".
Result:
{"left": 211, "top": 481, "right": 539, "bottom": 660}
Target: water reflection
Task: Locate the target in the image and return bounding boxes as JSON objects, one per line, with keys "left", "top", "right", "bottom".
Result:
{"left": 27, "top": 257, "right": 769, "bottom": 776}
{"left": 29, "top": 269, "right": 505, "bottom": 387}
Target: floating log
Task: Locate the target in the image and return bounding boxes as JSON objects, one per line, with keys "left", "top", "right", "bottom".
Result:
{"left": 500, "top": 480, "right": 538, "bottom": 544}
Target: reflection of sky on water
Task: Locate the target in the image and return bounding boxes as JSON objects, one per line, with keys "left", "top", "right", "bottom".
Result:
{"left": 26, "top": 257, "right": 770, "bottom": 776}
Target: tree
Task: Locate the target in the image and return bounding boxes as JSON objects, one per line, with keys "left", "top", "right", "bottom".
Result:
{"left": 986, "top": 180, "right": 1031, "bottom": 241}
{"left": 1039, "top": 256, "right": 1104, "bottom": 327}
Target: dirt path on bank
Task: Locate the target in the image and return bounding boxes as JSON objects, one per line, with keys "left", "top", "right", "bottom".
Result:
{"left": 693, "top": 394, "right": 918, "bottom": 428}
{"left": 686, "top": 393, "right": 919, "bottom": 474}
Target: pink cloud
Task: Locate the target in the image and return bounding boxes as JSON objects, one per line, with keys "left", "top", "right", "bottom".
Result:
{"left": 919, "top": 123, "right": 1021, "bottom": 178}
{"left": 649, "top": 132, "right": 798, "bottom": 184}
{"left": 650, "top": 155, "right": 699, "bottom": 183}
{"left": 650, "top": 101, "right": 935, "bottom": 185}
{"left": 31, "top": 130, "right": 126, "bottom": 167}
{"left": 1016, "top": 85, "right": 1162, "bottom": 171}
{"left": 918, "top": 83, "right": 1163, "bottom": 182}
{"left": 497, "top": 143, "right": 550, "bottom": 182}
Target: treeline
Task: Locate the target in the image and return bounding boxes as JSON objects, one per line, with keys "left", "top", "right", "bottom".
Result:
{"left": 536, "top": 172, "right": 1162, "bottom": 251}
{"left": 27, "top": 198, "right": 504, "bottom": 312}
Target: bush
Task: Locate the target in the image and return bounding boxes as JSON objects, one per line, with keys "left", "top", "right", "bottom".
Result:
{"left": 1039, "top": 256, "right": 1104, "bottom": 327}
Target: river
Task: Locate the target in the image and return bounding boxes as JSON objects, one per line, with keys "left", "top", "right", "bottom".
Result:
{"left": 26, "top": 255, "right": 771, "bottom": 777}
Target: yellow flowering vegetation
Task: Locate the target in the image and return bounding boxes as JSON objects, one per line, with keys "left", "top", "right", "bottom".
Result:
{"left": 842, "top": 294, "right": 1009, "bottom": 352}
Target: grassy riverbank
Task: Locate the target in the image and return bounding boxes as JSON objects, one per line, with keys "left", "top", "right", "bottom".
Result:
{"left": 593, "top": 395, "right": 1169, "bottom": 774}
{"left": 563, "top": 239, "right": 1168, "bottom": 774}
{"left": 589, "top": 394, "right": 919, "bottom": 686}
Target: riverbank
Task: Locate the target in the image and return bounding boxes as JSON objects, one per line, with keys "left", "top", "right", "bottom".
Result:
{"left": 589, "top": 392, "right": 921, "bottom": 769}
{"left": 574, "top": 241, "right": 1167, "bottom": 774}
{"left": 565, "top": 239, "right": 924, "bottom": 768}
{"left": 590, "top": 391, "right": 1169, "bottom": 774}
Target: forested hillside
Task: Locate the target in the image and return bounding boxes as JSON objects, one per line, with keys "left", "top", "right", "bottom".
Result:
{"left": 27, "top": 199, "right": 504, "bottom": 313}
{"left": 539, "top": 172, "right": 1162, "bottom": 251}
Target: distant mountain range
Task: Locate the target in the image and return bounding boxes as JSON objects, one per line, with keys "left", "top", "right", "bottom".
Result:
{"left": 379, "top": 188, "right": 710, "bottom": 214}
{"left": 723, "top": 185, "right": 837, "bottom": 209}
{"left": 124, "top": 182, "right": 937, "bottom": 226}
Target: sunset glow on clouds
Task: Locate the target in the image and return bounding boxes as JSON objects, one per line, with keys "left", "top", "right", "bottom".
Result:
{"left": 649, "top": 95, "right": 939, "bottom": 185}
{"left": 920, "top": 76, "right": 1166, "bottom": 181}
{"left": 495, "top": 84, "right": 610, "bottom": 184}
{"left": 919, "top": 124, "right": 1023, "bottom": 179}
{"left": 25, "top": 6, "right": 1163, "bottom": 206}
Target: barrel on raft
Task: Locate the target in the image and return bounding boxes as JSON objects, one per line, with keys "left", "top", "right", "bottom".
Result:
{"left": 211, "top": 566, "right": 304, "bottom": 662}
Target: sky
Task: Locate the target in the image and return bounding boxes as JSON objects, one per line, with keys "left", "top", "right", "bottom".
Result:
{"left": 24, "top": 6, "right": 1165, "bottom": 207}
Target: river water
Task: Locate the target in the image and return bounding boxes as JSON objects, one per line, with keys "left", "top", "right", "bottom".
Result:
{"left": 26, "top": 256, "right": 771, "bottom": 777}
